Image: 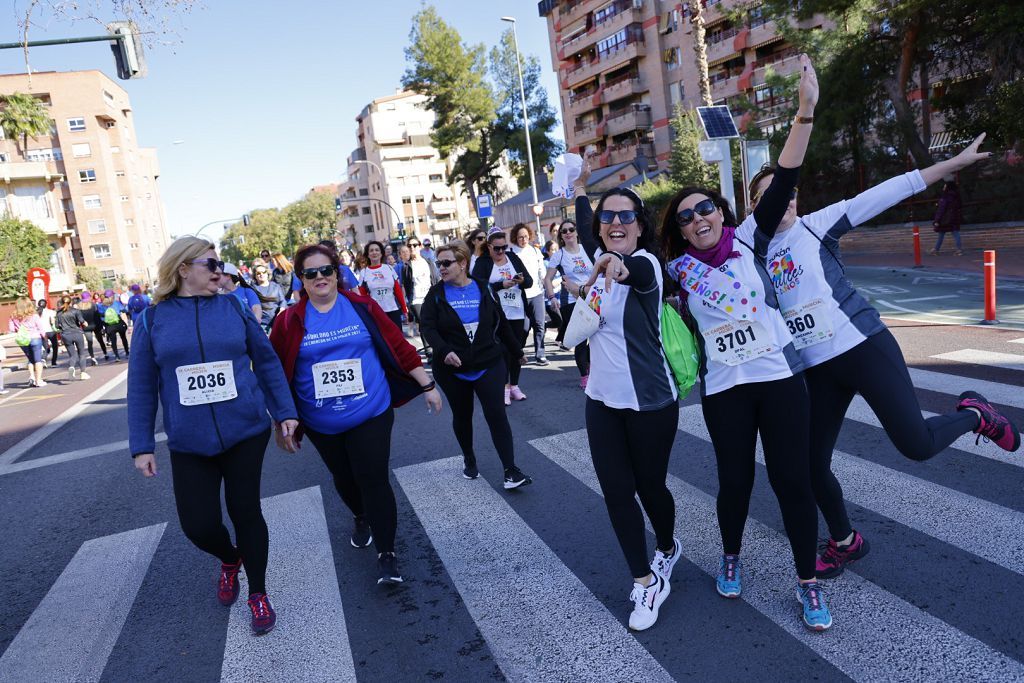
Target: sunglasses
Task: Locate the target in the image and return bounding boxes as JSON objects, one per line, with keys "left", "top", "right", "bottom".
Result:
{"left": 490, "top": 244, "right": 508, "bottom": 253}
{"left": 436, "top": 259, "right": 457, "bottom": 268}
{"left": 260, "top": 253, "right": 271, "bottom": 258}
{"left": 300, "top": 265, "right": 337, "bottom": 280}
{"left": 408, "top": 242, "right": 421, "bottom": 247}
{"left": 560, "top": 226, "right": 577, "bottom": 235}
{"left": 190, "top": 258, "right": 224, "bottom": 273}
{"left": 676, "top": 198, "right": 718, "bottom": 227}
{"left": 598, "top": 209, "right": 638, "bottom": 225}
{"left": 472, "top": 235, "right": 485, "bottom": 242}
{"left": 751, "top": 187, "right": 798, "bottom": 205}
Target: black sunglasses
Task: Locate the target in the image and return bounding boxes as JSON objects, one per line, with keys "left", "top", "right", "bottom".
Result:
{"left": 436, "top": 259, "right": 457, "bottom": 268}
{"left": 190, "top": 258, "right": 224, "bottom": 273}
{"left": 300, "top": 265, "right": 337, "bottom": 280}
{"left": 560, "top": 226, "right": 577, "bottom": 235}
{"left": 676, "top": 198, "right": 718, "bottom": 227}
{"left": 598, "top": 209, "right": 638, "bottom": 225}
{"left": 472, "top": 235, "right": 485, "bottom": 241}
{"left": 490, "top": 244, "right": 508, "bottom": 253}
{"left": 408, "top": 242, "right": 421, "bottom": 247}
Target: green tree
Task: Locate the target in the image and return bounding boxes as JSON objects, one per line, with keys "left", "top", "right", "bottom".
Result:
{"left": 0, "top": 216, "right": 50, "bottom": 298}
{"left": 75, "top": 265, "right": 104, "bottom": 291}
{"left": 668, "top": 105, "right": 717, "bottom": 188}
{"left": 219, "top": 208, "right": 287, "bottom": 262}
{"left": 633, "top": 175, "right": 682, "bottom": 228}
{"left": 0, "top": 93, "right": 52, "bottom": 158}
{"left": 283, "top": 190, "right": 338, "bottom": 246}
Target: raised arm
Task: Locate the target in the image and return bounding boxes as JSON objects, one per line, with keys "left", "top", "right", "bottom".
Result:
{"left": 573, "top": 163, "right": 600, "bottom": 259}
{"left": 920, "top": 133, "right": 990, "bottom": 186}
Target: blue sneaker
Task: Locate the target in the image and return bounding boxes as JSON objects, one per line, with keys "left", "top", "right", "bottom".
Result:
{"left": 716, "top": 554, "right": 741, "bottom": 598}
{"left": 796, "top": 581, "right": 833, "bottom": 631}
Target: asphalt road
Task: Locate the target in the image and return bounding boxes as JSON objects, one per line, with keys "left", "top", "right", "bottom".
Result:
{"left": 0, "top": 314, "right": 1022, "bottom": 682}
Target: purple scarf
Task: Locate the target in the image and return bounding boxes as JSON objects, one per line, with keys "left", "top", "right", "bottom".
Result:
{"left": 684, "top": 225, "right": 741, "bottom": 268}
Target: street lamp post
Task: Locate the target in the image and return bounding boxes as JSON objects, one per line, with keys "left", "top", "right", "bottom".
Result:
{"left": 501, "top": 16, "right": 542, "bottom": 235}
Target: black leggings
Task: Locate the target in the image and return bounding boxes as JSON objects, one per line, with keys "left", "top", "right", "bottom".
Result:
{"left": 702, "top": 374, "right": 818, "bottom": 580}
{"left": 83, "top": 328, "right": 107, "bottom": 358}
{"left": 61, "top": 330, "right": 88, "bottom": 371}
{"left": 305, "top": 408, "right": 397, "bottom": 554}
{"left": 43, "top": 331, "right": 59, "bottom": 364}
{"left": 106, "top": 323, "right": 129, "bottom": 357}
{"left": 434, "top": 360, "right": 517, "bottom": 470}
{"left": 385, "top": 309, "right": 403, "bottom": 331}
{"left": 805, "top": 329, "right": 979, "bottom": 541}
{"left": 546, "top": 304, "right": 563, "bottom": 343}
{"left": 586, "top": 398, "right": 679, "bottom": 578}
{"left": 411, "top": 303, "right": 430, "bottom": 355}
{"left": 506, "top": 320, "right": 529, "bottom": 385}
{"left": 561, "top": 302, "right": 591, "bottom": 376}
{"left": 169, "top": 429, "right": 271, "bottom": 595}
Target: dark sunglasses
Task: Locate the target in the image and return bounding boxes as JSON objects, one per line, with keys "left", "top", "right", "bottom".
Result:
{"left": 300, "top": 265, "right": 337, "bottom": 280}
{"left": 408, "top": 243, "right": 421, "bottom": 248}
{"left": 260, "top": 252, "right": 271, "bottom": 258}
{"left": 435, "top": 259, "right": 457, "bottom": 268}
{"left": 751, "top": 187, "right": 798, "bottom": 205}
{"left": 598, "top": 209, "right": 638, "bottom": 225}
{"left": 190, "top": 258, "right": 224, "bottom": 272}
{"left": 676, "top": 198, "right": 718, "bottom": 227}
{"left": 489, "top": 244, "right": 508, "bottom": 253}
{"left": 560, "top": 226, "right": 577, "bottom": 235}
{"left": 472, "top": 235, "right": 485, "bottom": 241}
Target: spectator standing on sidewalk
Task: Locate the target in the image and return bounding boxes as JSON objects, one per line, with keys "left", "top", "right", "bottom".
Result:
{"left": 931, "top": 178, "right": 963, "bottom": 256}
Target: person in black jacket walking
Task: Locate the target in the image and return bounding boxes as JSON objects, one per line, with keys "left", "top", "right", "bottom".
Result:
{"left": 55, "top": 296, "right": 90, "bottom": 381}
{"left": 471, "top": 228, "right": 533, "bottom": 405}
{"left": 420, "top": 240, "right": 532, "bottom": 489}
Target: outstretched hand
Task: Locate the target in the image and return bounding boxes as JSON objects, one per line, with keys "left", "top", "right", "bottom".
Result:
{"left": 797, "top": 53, "right": 818, "bottom": 114}
{"left": 953, "top": 133, "right": 991, "bottom": 170}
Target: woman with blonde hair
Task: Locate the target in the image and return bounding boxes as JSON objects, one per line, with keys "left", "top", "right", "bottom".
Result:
{"left": 270, "top": 253, "right": 297, "bottom": 302}
{"left": 7, "top": 296, "right": 47, "bottom": 387}
{"left": 128, "top": 236, "right": 299, "bottom": 636}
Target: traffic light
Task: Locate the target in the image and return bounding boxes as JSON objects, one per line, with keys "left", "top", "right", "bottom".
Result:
{"left": 242, "top": 214, "right": 251, "bottom": 227}
{"left": 106, "top": 21, "right": 146, "bottom": 80}
{"left": 335, "top": 197, "right": 342, "bottom": 211}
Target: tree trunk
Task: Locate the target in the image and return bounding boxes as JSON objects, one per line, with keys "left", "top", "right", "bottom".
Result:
{"left": 690, "top": 1, "right": 713, "bottom": 106}
{"left": 882, "top": 77, "right": 933, "bottom": 167}
{"left": 919, "top": 60, "right": 931, "bottom": 148}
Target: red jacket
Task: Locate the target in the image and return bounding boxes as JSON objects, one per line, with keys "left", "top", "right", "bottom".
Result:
{"left": 269, "top": 290, "right": 424, "bottom": 414}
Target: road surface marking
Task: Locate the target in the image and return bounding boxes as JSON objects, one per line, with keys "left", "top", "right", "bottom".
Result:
{"left": 894, "top": 294, "right": 960, "bottom": 303}
{"left": 395, "top": 457, "right": 674, "bottom": 683}
{"left": 911, "top": 275, "right": 968, "bottom": 285}
{"left": 0, "top": 369, "right": 128, "bottom": 466}
{"left": 530, "top": 431, "right": 1024, "bottom": 683}
{"left": 677, "top": 406, "right": 1024, "bottom": 576}
{"left": 1009, "top": 338, "right": 1024, "bottom": 344}
{"left": 876, "top": 299, "right": 975, "bottom": 321}
{"left": 221, "top": 486, "right": 357, "bottom": 683}
{"left": 0, "top": 523, "right": 166, "bottom": 683}
{"left": 0, "top": 433, "right": 168, "bottom": 477}
{"left": 0, "top": 393, "right": 66, "bottom": 408}
{"left": 931, "top": 349, "right": 1024, "bottom": 373}
{"left": 907, "top": 367, "right": 1024, "bottom": 409}
{"left": 844, "top": 396, "right": 1020, "bottom": 469}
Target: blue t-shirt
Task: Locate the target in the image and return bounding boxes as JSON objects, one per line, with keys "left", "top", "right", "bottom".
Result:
{"left": 339, "top": 265, "right": 358, "bottom": 291}
{"left": 293, "top": 296, "right": 391, "bottom": 434}
{"left": 444, "top": 281, "right": 485, "bottom": 382}
{"left": 229, "top": 287, "right": 260, "bottom": 315}
{"left": 291, "top": 273, "right": 302, "bottom": 299}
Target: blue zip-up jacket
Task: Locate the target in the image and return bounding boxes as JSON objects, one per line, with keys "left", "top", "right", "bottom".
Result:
{"left": 127, "top": 294, "right": 298, "bottom": 457}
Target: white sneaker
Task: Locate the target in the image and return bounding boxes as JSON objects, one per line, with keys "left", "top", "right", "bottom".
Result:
{"left": 651, "top": 537, "right": 682, "bottom": 581}
{"left": 37, "top": 380, "right": 47, "bottom": 387}
{"left": 68, "top": 367, "right": 76, "bottom": 381}
{"left": 78, "top": 372, "right": 91, "bottom": 380}
{"left": 628, "top": 573, "right": 670, "bottom": 631}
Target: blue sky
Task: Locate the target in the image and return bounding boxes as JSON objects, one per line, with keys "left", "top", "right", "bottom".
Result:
{"left": 0, "top": 1, "right": 562, "bottom": 239}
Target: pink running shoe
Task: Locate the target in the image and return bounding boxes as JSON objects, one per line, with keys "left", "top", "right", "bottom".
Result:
{"left": 815, "top": 531, "right": 869, "bottom": 578}
{"left": 247, "top": 593, "right": 276, "bottom": 635}
{"left": 579, "top": 374, "right": 589, "bottom": 390}
{"left": 957, "top": 391, "right": 1021, "bottom": 452}
{"left": 217, "top": 556, "right": 243, "bottom": 606}
{"left": 509, "top": 386, "right": 527, "bottom": 401}
{"left": 504, "top": 386, "right": 511, "bottom": 406}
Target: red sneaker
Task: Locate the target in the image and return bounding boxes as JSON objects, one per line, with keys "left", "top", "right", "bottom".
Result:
{"left": 218, "top": 557, "right": 242, "bottom": 606}
{"left": 247, "top": 592, "right": 276, "bottom": 635}
{"left": 957, "top": 391, "right": 1021, "bottom": 453}
{"left": 815, "top": 531, "right": 870, "bottom": 579}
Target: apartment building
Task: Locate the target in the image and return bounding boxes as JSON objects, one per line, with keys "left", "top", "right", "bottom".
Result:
{"left": 537, "top": 0, "right": 826, "bottom": 171}
{"left": 0, "top": 70, "right": 170, "bottom": 287}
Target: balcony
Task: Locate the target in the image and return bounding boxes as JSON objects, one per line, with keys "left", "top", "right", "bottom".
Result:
{"left": 0, "top": 161, "right": 63, "bottom": 184}
{"left": 572, "top": 122, "right": 602, "bottom": 146}
{"left": 711, "top": 74, "right": 740, "bottom": 100}
{"left": 605, "top": 107, "right": 652, "bottom": 137}
{"left": 602, "top": 73, "right": 646, "bottom": 103}
{"left": 590, "top": 2, "right": 641, "bottom": 45}
{"left": 747, "top": 21, "right": 781, "bottom": 51}
{"left": 430, "top": 199, "right": 457, "bottom": 215}
{"left": 597, "top": 37, "right": 646, "bottom": 74}
{"left": 568, "top": 86, "right": 601, "bottom": 116}
{"left": 705, "top": 28, "right": 740, "bottom": 64}
{"left": 556, "top": 0, "right": 588, "bottom": 30}
{"left": 752, "top": 51, "right": 801, "bottom": 86}
{"left": 563, "top": 58, "right": 600, "bottom": 88}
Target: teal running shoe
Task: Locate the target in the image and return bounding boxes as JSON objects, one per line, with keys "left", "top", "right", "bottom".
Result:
{"left": 716, "top": 554, "right": 741, "bottom": 598}
{"left": 796, "top": 581, "right": 833, "bottom": 631}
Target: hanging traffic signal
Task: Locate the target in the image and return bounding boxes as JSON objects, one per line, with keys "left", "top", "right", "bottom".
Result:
{"left": 106, "top": 21, "right": 146, "bottom": 80}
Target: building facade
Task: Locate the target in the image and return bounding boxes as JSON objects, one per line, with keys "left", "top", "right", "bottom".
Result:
{"left": 0, "top": 70, "right": 170, "bottom": 288}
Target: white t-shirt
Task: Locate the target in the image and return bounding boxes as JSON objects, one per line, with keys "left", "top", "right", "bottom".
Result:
{"left": 586, "top": 250, "right": 677, "bottom": 411}
{"left": 488, "top": 259, "right": 525, "bottom": 320}
{"left": 409, "top": 257, "right": 433, "bottom": 306}
{"left": 766, "top": 170, "right": 926, "bottom": 368}
{"left": 548, "top": 246, "right": 594, "bottom": 304}
{"left": 512, "top": 244, "right": 546, "bottom": 299}
{"left": 360, "top": 264, "right": 401, "bottom": 313}
{"left": 38, "top": 308, "right": 56, "bottom": 333}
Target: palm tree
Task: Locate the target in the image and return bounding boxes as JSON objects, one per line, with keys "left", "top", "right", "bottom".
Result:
{"left": 0, "top": 93, "right": 53, "bottom": 159}
{"left": 687, "top": 2, "right": 713, "bottom": 106}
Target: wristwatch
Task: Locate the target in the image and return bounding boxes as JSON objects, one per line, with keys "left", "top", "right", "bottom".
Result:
{"left": 795, "top": 115, "right": 814, "bottom": 124}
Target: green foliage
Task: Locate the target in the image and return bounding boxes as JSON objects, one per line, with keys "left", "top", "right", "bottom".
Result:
{"left": 0, "top": 93, "right": 52, "bottom": 157}
{"left": 75, "top": 266, "right": 104, "bottom": 292}
{"left": 283, "top": 191, "right": 338, "bottom": 247}
{"left": 0, "top": 216, "right": 50, "bottom": 298}
{"left": 633, "top": 175, "right": 681, "bottom": 228}
{"left": 668, "top": 105, "right": 717, "bottom": 188}
{"left": 219, "top": 208, "right": 287, "bottom": 263}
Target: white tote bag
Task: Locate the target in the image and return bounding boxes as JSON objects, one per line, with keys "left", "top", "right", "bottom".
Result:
{"left": 563, "top": 297, "right": 600, "bottom": 348}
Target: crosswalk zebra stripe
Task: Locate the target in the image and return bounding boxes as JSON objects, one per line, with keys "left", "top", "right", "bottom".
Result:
{"left": 907, "top": 367, "right": 1023, "bottom": 409}
{"left": 843, "top": 396, "right": 1020, "bottom": 468}
{"left": 0, "top": 523, "right": 166, "bottom": 683}
{"left": 1009, "top": 338, "right": 1024, "bottom": 345}
{"left": 677, "top": 406, "right": 1024, "bottom": 576}
{"left": 931, "top": 349, "right": 1024, "bottom": 373}
{"left": 221, "top": 486, "right": 357, "bottom": 683}
{"left": 530, "top": 431, "right": 1024, "bottom": 683}
{"left": 394, "top": 457, "right": 674, "bottom": 683}
{"left": 0, "top": 433, "right": 169, "bottom": 477}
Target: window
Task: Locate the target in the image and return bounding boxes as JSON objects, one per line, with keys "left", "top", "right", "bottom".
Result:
{"left": 594, "top": 2, "right": 619, "bottom": 24}
{"left": 91, "top": 244, "right": 112, "bottom": 259}
{"left": 597, "top": 28, "right": 628, "bottom": 58}
{"left": 71, "top": 143, "right": 92, "bottom": 158}
{"left": 115, "top": 170, "right": 126, "bottom": 177}
{"left": 78, "top": 169, "right": 97, "bottom": 183}
{"left": 0, "top": 153, "right": 8, "bottom": 162}
{"left": 87, "top": 219, "right": 107, "bottom": 234}
{"left": 62, "top": 198, "right": 74, "bottom": 212}
{"left": 359, "top": 188, "right": 369, "bottom": 196}
{"left": 429, "top": 173, "right": 443, "bottom": 182}
{"left": 749, "top": 6, "right": 768, "bottom": 29}
{"left": 67, "top": 118, "right": 86, "bottom": 132}
{"left": 120, "top": 195, "right": 129, "bottom": 202}
{"left": 83, "top": 194, "right": 102, "bottom": 208}
{"left": 101, "top": 269, "right": 116, "bottom": 279}
{"left": 129, "top": 243, "right": 139, "bottom": 250}
{"left": 26, "top": 148, "right": 62, "bottom": 161}
{"left": 364, "top": 225, "right": 375, "bottom": 234}
{"left": 102, "top": 90, "right": 115, "bottom": 104}
{"left": 111, "top": 146, "right": 121, "bottom": 154}
{"left": 361, "top": 207, "right": 371, "bottom": 214}
{"left": 125, "top": 218, "right": 134, "bottom": 225}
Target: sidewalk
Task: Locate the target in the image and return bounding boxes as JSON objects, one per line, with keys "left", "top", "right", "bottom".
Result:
{"left": 841, "top": 246, "right": 1024, "bottom": 279}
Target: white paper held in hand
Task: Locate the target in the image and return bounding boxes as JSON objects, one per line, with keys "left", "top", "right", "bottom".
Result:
{"left": 563, "top": 295, "right": 600, "bottom": 347}
{"left": 552, "top": 153, "right": 584, "bottom": 199}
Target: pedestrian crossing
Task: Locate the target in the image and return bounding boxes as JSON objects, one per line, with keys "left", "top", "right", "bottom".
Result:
{"left": 1, "top": 348, "right": 1022, "bottom": 682}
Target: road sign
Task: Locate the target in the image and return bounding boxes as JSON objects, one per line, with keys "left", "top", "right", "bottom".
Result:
{"left": 477, "top": 194, "right": 493, "bottom": 219}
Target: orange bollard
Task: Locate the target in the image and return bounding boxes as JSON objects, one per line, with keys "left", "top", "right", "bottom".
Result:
{"left": 982, "top": 249, "right": 998, "bottom": 324}
{"left": 912, "top": 225, "right": 923, "bottom": 268}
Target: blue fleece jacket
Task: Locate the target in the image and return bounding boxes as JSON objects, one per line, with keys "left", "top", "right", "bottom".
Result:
{"left": 127, "top": 294, "right": 298, "bottom": 457}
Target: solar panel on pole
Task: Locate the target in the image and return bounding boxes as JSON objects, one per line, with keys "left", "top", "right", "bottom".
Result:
{"left": 696, "top": 105, "right": 740, "bottom": 140}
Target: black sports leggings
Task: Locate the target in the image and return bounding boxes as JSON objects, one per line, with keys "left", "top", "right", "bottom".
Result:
{"left": 702, "top": 374, "right": 818, "bottom": 581}
{"left": 83, "top": 328, "right": 107, "bottom": 357}
{"left": 106, "top": 323, "right": 129, "bottom": 356}
{"left": 61, "top": 330, "right": 87, "bottom": 371}
{"left": 43, "top": 331, "right": 59, "bottom": 364}
{"left": 586, "top": 398, "right": 679, "bottom": 578}
{"left": 434, "top": 360, "right": 517, "bottom": 470}
{"left": 560, "top": 302, "right": 591, "bottom": 376}
{"left": 169, "top": 429, "right": 271, "bottom": 595}
{"left": 305, "top": 408, "right": 398, "bottom": 555}
{"left": 506, "top": 320, "right": 529, "bottom": 385}
{"left": 805, "top": 329, "right": 979, "bottom": 541}
{"left": 385, "top": 309, "right": 403, "bottom": 331}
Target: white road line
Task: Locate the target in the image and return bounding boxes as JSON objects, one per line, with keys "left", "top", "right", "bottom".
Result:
{"left": 1010, "top": 338, "right": 1024, "bottom": 345}
{"left": 907, "top": 367, "right": 1024, "bottom": 409}
{"left": 876, "top": 299, "right": 975, "bottom": 321}
{"left": 0, "top": 523, "right": 166, "bottom": 683}
{"left": 394, "top": 457, "right": 674, "bottom": 683}
{"left": 931, "top": 349, "right": 1024, "bottom": 373}
{"left": 677, "top": 406, "right": 1024, "bottom": 576}
{"left": 0, "top": 433, "right": 168, "bottom": 477}
{"left": 221, "top": 486, "right": 356, "bottom": 683}
{"left": 843, "top": 397, "right": 1020, "bottom": 468}
{"left": 0, "top": 369, "right": 128, "bottom": 466}
{"left": 530, "top": 431, "right": 1024, "bottom": 683}
{"left": 894, "top": 294, "right": 960, "bottom": 303}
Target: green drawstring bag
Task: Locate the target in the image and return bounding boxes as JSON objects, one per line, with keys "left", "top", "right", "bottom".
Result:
{"left": 660, "top": 302, "right": 699, "bottom": 399}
